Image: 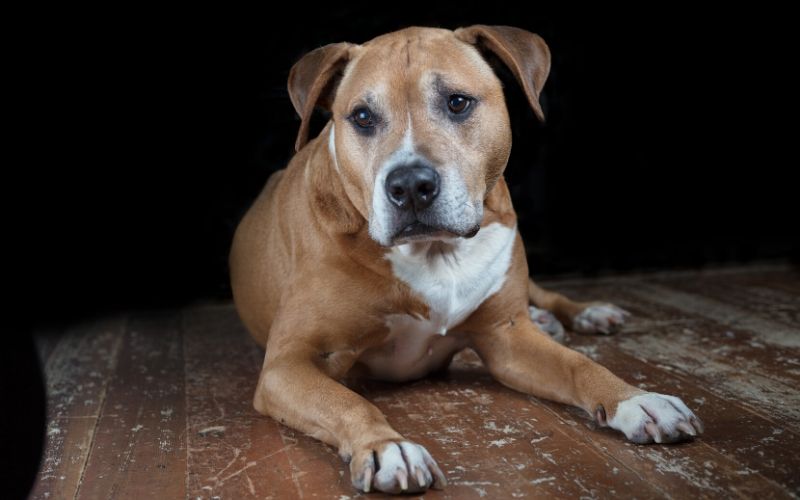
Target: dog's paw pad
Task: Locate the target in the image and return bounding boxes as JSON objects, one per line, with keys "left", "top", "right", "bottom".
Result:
{"left": 529, "top": 306, "right": 565, "bottom": 343}
{"left": 572, "top": 304, "right": 630, "bottom": 334}
{"left": 350, "top": 440, "right": 446, "bottom": 493}
{"left": 608, "top": 393, "right": 703, "bottom": 444}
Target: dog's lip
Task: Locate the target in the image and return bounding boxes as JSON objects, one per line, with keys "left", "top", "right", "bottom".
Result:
{"left": 401, "top": 221, "right": 440, "bottom": 236}
{"left": 391, "top": 221, "right": 480, "bottom": 244}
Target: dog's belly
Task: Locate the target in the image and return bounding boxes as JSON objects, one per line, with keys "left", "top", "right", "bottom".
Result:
{"left": 359, "top": 316, "right": 469, "bottom": 382}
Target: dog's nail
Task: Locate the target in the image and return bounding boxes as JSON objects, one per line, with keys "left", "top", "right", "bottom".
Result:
{"left": 423, "top": 456, "right": 446, "bottom": 489}
{"left": 396, "top": 468, "right": 408, "bottom": 491}
{"left": 419, "top": 446, "right": 446, "bottom": 489}
{"left": 691, "top": 416, "right": 705, "bottom": 434}
{"left": 645, "top": 421, "right": 662, "bottom": 443}
{"left": 677, "top": 421, "right": 696, "bottom": 436}
{"left": 415, "top": 467, "right": 427, "bottom": 488}
{"left": 595, "top": 404, "right": 607, "bottom": 426}
{"left": 363, "top": 466, "right": 373, "bottom": 492}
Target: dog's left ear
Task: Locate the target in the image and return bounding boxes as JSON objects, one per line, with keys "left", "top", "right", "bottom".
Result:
{"left": 455, "top": 25, "right": 551, "bottom": 121}
{"left": 288, "top": 42, "right": 354, "bottom": 152}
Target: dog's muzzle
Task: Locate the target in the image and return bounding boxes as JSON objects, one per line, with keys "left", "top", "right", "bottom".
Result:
{"left": 382, "top": 162, "right": 480, "bottom": 243}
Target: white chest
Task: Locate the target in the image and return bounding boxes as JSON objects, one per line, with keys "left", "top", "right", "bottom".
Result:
{"left": 387, "top": 222, "right": 517, "bottom": 333}
{"left": 361, "top": 223, "right": 517, "bottom": 381}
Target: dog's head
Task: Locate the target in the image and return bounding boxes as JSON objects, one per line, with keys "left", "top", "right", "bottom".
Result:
{"left": 289, "top": 26, "right": 550, "bottom": 246}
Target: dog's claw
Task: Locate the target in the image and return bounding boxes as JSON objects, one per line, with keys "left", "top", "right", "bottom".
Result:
{"left": 415, "top": 467, "right": 427, "bottom": 489}
{"left": 676, "top": 420, "right": 696, "bottom": 436}
{"left": 645, "top": 421, "right": 663, "bottom": 443}
{"left": 364, "top": 467, "right": 372, "bottom": 493}
{"left": 363, "top": 464, "right": 373, "bottom": 493}
{"left": 421, "top": 448, "right": 447, "bottom": 489}
{"left": 397, "top": 468, "right": 408, "bottom": 491}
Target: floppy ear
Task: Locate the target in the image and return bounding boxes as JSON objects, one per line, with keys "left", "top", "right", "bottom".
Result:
{"left": 288, "top": 42, "right": 354, "bottom": 152}
{"left": 455, "top": 25, "right": 551, "bottom": 121}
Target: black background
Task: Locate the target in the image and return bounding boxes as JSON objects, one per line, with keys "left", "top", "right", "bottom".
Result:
{"left": 14, "top": 7, "right": 799, "bottom": 321}
{"left": 5, "top": 6, "right": 798, "bottom": 497}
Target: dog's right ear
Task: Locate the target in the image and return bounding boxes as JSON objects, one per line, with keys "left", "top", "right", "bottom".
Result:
{"left": 455, "top": 25, "right": 551, "bottom": 122}
{"left": 288, "top": 43, "right": 354, "bottom": 152}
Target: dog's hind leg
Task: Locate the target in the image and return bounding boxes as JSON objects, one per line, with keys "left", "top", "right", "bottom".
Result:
{"left": 527, "top": 278, "right": 630, "bottom": 335}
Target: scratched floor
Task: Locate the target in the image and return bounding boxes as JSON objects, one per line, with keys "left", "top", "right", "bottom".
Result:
{"left": 30, "top": 265, "right": 800, "bottom": 499}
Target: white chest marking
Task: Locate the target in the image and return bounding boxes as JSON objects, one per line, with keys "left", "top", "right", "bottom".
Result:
{"left": 387, "top": 223, "right": 516, "bottom": 332}
{"left": 361, "top": 223, "right": 516, "bottom": 381}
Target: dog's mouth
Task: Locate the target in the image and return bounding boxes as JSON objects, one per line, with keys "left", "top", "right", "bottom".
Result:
{"left": 391, "top": 221, "right": 480, "bottom": 245}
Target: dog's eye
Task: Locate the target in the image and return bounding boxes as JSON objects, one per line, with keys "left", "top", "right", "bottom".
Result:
{"left": 351, "top": 108, "right": 375, "bottom": 129}
{"left": 447, "top": 94, "right": 471, "bottom": 114}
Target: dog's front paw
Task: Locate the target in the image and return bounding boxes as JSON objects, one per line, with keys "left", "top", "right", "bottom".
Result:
{"left": 606, "top": 392, "right": 704, "bottom": 444}
{"left": 350, "top": 440, "right": 446, "bottom": 494}
{"left": 572, "top": 303, "right": 630, "bottom": 334}
{"left": 529, "top": 306, "right": 565, "bottom": 343}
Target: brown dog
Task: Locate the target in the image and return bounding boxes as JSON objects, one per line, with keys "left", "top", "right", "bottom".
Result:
{"left": 230, "top": 25, "right": 703, "bottom": 494}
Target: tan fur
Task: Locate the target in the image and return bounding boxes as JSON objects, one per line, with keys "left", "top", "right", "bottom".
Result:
{"left": 230, "top": 26, "right": 695, "bottom": 494}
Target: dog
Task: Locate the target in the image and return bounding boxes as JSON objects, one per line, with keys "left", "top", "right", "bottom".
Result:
{"left": 230, "top": 25, "right": 703, "bottom": 494}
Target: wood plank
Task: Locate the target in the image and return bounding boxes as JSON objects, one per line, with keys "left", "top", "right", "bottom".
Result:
{"left": 681, "top": 268, "right": 800, "bottom": 295}
{"left": 183, "top": 303, "right": 395, "bottom": 498}
{"left": 76, "top": 312, "right": 187, "bottom": 499}
{"left": 548, "top": 281, "right": 800, "bottom": 426}
{"left": 183, "top": 303, "right": 312, "bottom": 499}
{"left": 632, "top": 282, "right": 800, "bottom": 349}
{"left": 574, "top": 279, "right": 800, "bottom": 388}
{"left": 653, "top": 271, "right": 800, "bottom": 329}
{"left": 457, "top": 349, "right": 794, "bottom": 499}
{"left": 29, "top": 318, "right": 125, "bottom": 500}
{"left": 182, "top": 304, "right": 665, "bottom": 499}
{"left": 567, "top": 335, "right": 798, "bottom": 496}
{"left": 30, "top": 267, "right": 800, "bottom": 499}
{"left": 358, "top": 359, "right": 665, "bottom": 499}
{"left": 182, "top": 303, "right": 796, "bottom": 498}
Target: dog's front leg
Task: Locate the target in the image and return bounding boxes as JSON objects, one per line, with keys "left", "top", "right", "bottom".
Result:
{"left": 470, "top": 311, "right": 703, "bottom": 444}
{"left": 254, "top": 343, "right": 446, "bottom": 493}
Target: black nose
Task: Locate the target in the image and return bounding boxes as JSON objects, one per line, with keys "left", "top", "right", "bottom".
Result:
{"left": 385, "top": 163, "right": 440, "bottom": 211}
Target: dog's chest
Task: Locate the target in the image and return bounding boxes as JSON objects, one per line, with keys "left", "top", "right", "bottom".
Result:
{"left": 360, "top": 223, "right": 517, "bottom": 381}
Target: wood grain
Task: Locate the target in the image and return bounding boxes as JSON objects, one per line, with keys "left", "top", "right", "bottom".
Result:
{"left": 30, "top": 267, "right": 800, "bottom": 499}
{"left": 30, "top": 318, "right": 124, "bottom": 500}
{"left": 76, "top": 312, "right": 187, "bottom": 499}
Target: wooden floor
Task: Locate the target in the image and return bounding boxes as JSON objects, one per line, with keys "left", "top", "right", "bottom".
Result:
{"left": 30, "top": 265, "right": 800, "bottom": 499}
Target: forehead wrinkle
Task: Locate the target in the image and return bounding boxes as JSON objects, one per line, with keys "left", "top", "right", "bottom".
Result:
{"left": 402, "top": 38, "right": 413, "bottom": 125}
{"left": 402, "top": 35, "right": 432, "bottom": 136}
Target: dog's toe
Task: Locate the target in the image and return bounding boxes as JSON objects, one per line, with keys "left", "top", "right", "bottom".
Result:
{"left": 572, "top": 303, "right": 630, "bottom": 334}
{"left": 529, "top": 306, "right": 565, "bottom": 343}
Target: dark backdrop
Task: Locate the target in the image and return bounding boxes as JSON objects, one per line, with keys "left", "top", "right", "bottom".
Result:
{"left": 14, "top": 7, "right": 799, "bottom": 321}
{"left": 5, "top": 6, "right": 798, "bottom": 497}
